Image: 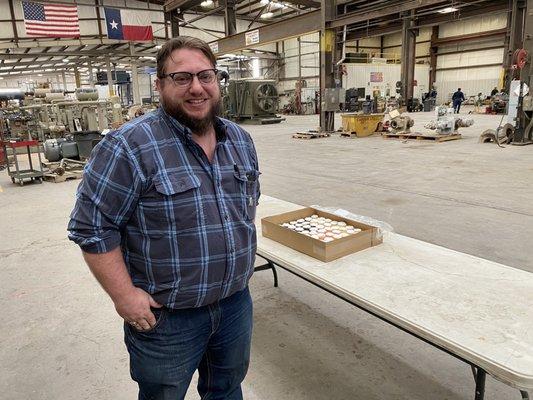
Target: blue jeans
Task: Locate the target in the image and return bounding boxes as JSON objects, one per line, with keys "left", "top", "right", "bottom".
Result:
{"left": 124, "top": 287, "right": 253, "bottom": 400}
{"left": 453, "top": 100, "right": 462, "bottom": 113}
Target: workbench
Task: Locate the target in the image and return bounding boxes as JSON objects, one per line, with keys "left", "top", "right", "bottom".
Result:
{"left": 254, "top": 195, "right": 533, "bottom": 400}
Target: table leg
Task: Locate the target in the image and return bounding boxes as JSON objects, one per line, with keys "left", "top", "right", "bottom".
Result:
{"left": 254, "top": 259, "right": 279, "bottom": 287}
{"left": 472, "top": 367, "right": 486, "bottom": 400}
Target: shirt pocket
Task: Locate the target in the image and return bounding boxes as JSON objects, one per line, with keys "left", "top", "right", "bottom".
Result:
{"left": 141, "top": 172, "right": 202, "bottom": 233}
{"left": 233, "top": 165, "right": 260, "bottom": 222}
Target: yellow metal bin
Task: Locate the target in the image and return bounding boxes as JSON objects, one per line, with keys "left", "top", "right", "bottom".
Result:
{"left": 341, "top": 113, "right": 384, "bottom": 137}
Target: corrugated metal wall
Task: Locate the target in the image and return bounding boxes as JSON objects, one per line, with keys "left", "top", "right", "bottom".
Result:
{"left": 343, "top": 64, "right": 430, "bottom": 99}
{"left": 435, "top": 12, "right": 507, "bottom": 103}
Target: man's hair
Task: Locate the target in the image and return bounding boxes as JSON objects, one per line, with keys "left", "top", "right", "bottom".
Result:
{"left": 458, "top": 88, "right": 461, "bottom": 91}
{"left": 156, "top": 36, "right": 216, "bottom": 79}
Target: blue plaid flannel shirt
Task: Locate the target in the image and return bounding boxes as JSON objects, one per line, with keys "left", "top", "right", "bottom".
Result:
{"left": 68, "top": 108, "right": 260, "bottom": 309}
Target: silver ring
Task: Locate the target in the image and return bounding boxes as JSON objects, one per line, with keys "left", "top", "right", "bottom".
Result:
{"left": 130, "top": 321, "right": 139, "bottom": 326}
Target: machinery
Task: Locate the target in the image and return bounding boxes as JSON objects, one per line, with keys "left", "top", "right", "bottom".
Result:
{"left": 489, "top": 93, "right": 509, "bottom": 114}
{"left": 223, "top": 79, "right": 284, "bottom": 124}
{"left": 505, "top": 46, "right": 533, "bottom": 144}
{"left": 422, "top": 87, "right": 437, "bottom": 112}
{"left": 362, "top": 95, "right": 374, "bottom": 114}
{"left": 388, "top": 109, "right": 414, "bottom": 134}
{"left": 481, "top": 0, "right": 533, "bottom": 145}
{"left": 344, "top": 87, "right": 365, "bottom": 112}
{"left": 425, "top": 106, "right": 474, "bottom": 135}
{"left": 20, "top": 88, "right": 123, "bottom": 142}
{"left": 43, "top": 131, "right": 103, "bottom": 162}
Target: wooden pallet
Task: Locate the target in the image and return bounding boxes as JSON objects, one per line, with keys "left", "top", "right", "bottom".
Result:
{"left": 43, "top": 170, "right": 83, "bottom": 183}
{"left": 382, "top": 132, "right": 462, "bottom": 142}
{"left": 293, "top": 132, "right": 331, "bottom": 139}
{"left": 340, "top": 131, "right": 380, "bottom": 138}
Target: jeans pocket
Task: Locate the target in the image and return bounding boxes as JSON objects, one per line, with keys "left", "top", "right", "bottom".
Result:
{"left": 138, "top": 307, "right": 167, "bottom": 334}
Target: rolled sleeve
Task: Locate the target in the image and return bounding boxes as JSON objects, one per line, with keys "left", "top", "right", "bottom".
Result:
{"left": 67, "top": 134, "right": 143, "bottom": 254}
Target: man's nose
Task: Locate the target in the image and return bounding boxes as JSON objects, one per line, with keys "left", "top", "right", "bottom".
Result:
{"left": 188, "top": 75, "right": 204, "bottom": 94}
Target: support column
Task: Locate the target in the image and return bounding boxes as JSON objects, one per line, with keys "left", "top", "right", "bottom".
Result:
{"left": 129, "top": 42, "right": 141, "bottom": 104}
{"left": 429, "top": 26, "right": 439, "bottom": 88}
{"left": 167, "top": 9, "right": 180, "bottom": 37}
{"left": 73, "top": 66, "right": 81, "bottom": 88}
{"left": 319, "top": 0, "right": 336, "bottom": 132}
{"left": 400, "top": 10, "right": 417, "bottom": 104}
{"left": 62, "top": 70, "right": 67, "bottom": 92}
{"left": 131, "top": 61, "right": 141, "bottom": 105}
{"left": 106, "top": 57, "right": 115, "bottom": 96}
{"left": 223, "top": 0, "right": 237, "bottom": 36}
{"left": 88, "top": 60, "right": 95, "bottom": 87}
{"left": 504, "top": 0, "right": 526, "bottom": 91}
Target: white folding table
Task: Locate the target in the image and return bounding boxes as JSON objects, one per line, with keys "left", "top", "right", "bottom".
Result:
{"left": 254, "top": 195, "right": 533, "bottom": 400}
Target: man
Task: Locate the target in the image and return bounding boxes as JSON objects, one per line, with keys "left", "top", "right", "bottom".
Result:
{"left": 68, "top": 36, "right": 260, "bottom": 400}
{"left": 452, "top": 88, "right": 465, "bottom": 114}
{"left": 491, "top": 87, "right": 499, "bottom": 97}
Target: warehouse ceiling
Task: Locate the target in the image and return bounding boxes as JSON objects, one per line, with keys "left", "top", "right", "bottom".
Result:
{"left": 0, "top": 0, "right": 509, "bottom": 80}
{"left": 173, "top": 0, "right": 319, "bottom": 22}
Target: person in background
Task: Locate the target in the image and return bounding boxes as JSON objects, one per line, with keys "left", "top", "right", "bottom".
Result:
{"left": 452, "top": 88, "right": 466, "bottom": 114}
{"left": 474, "top": 92, "right": 484, "bottom": 114}
{"left": 491, "top": 87, "right": 499, "bottom": 97}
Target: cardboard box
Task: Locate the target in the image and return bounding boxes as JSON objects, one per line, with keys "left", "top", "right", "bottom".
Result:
{"left": 261, "top": 207, "right": 383, "bottom": 262}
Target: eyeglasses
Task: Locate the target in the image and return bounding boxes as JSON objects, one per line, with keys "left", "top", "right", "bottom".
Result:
{"left": 161, "top": 69, "right": 218, "bottom": 87}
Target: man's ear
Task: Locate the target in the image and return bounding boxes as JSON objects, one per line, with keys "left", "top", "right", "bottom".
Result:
{"left": 155, "top": 78, "right": 162, "bottom": 92}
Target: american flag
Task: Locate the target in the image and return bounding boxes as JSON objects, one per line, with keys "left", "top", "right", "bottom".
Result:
{"left": 22, "top": 1, "right": 80, "bottom": 38}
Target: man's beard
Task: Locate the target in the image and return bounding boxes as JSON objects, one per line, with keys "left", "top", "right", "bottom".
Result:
{"left": 162, "top": 96, "right": 221, "bottom": 136}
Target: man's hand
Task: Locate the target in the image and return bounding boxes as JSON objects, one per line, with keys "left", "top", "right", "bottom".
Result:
{"left": 114, "top": 287, "right": 163, "bottom": 331}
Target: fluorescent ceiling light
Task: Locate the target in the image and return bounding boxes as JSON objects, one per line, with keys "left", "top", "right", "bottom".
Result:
{"left": 438, "top": 7, "right": 458, "bottom": 13}
{"left": 260, "top": 0, "right": 269, "bottom": 4}
{"left": 200, "top": 0, "right": 213, "bottom": 7}
{"left": 38, "top": 74, "right": 43, "bottom": 76}
{"left": 155, "top": 45, "right": 162, "bottom": 49}
{"left": 63, "top": 58, "right": 69, "bottom": 62}
{"left": 261, "top": 11, "right": 274, "bottom": 19}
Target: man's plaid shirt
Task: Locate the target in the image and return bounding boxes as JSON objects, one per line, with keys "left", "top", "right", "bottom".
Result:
{"left": 68, "top": 108, "right": 260, "bottom": 309}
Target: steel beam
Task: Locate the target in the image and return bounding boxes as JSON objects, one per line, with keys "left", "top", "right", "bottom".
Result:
{"left": 319, "top": 0, "right": 336, "bottom": 132}
{"left": 8, "top": 0, "right": 18, "bottom": 41}
{"left": 0, "top": 50, "right": 159, "bottom": 60}
{"left": 0, "top": 38, "right": 166, "bottom": 51}
{"left": 436, "top": 63, "right": 503, "bottom": 72}
{"left": 286, "top": 0, "right": 320, "bottom": 7}
{"left": 164, "top": 0, "right": 202, "bottom": 12}
{"left": 504, "top": 0, "right": 526, "bottom": 91}
{"left": 429, "top": 26, "right": 438, "bottom": 87}
{"left": 328, "top": 0, "right": 448, "bottom": 29}
{"left": 208, "top": 10, "right": 320, "bottom": 56}
{"left": 433, "top": 28, "right": 507, "bottom": 46}
{"left": 106, "top": 57, "right": 115, "bottom": 96}
{"left": 222, "top": 0, "right": 237, "bottom": 36}
{"left": 344, "top": 1, "right": 508, "bottom": 41}
{"left": 400, "top": 10, "right": 416, "bottom": 102}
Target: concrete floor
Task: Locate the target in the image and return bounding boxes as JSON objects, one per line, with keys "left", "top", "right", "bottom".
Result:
{"left": 1, "top": 108, "right": 532, "bottom": 399}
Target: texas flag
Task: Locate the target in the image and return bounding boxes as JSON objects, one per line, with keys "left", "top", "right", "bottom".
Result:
{"left": 104, "top": 7, "right": 153, "bottom": 41}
